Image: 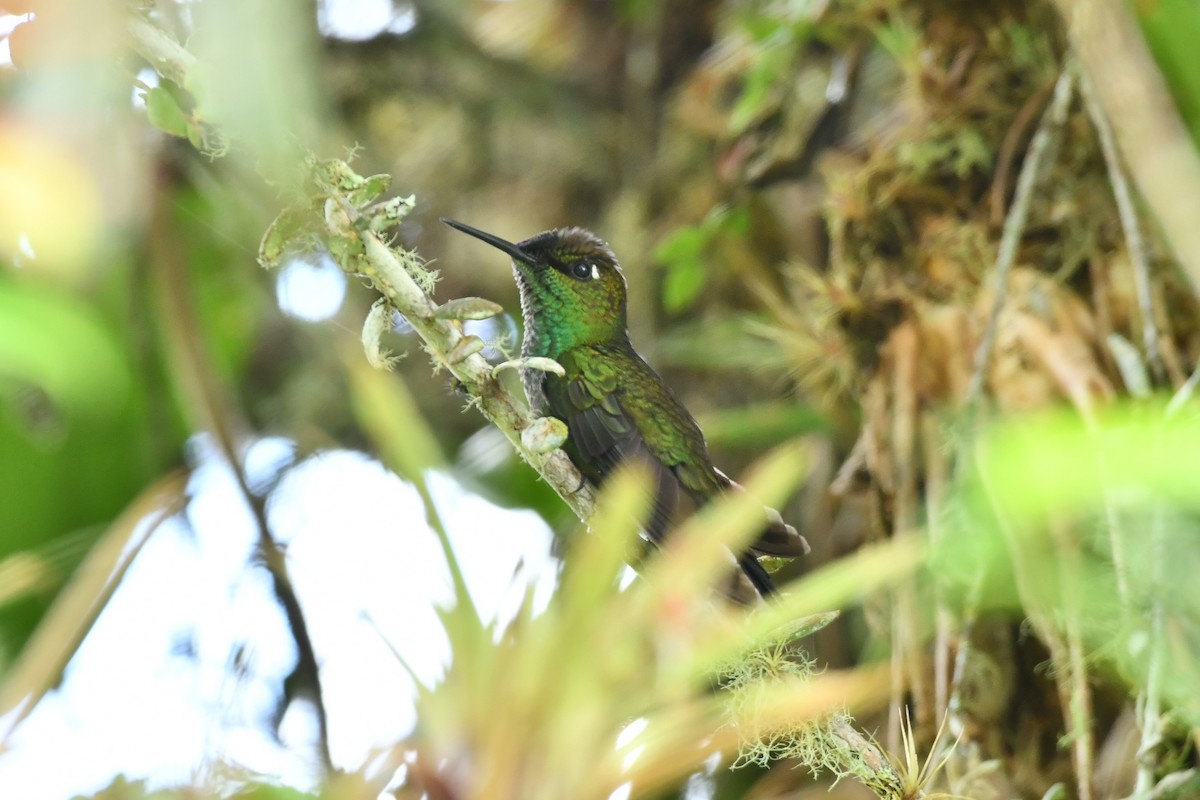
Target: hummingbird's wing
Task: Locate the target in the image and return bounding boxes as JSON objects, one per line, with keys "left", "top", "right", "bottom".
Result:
{"left": 551, "top": 357, "right": 682, "bottom": 540}
{"left": 549, "top": 346, "right": 783, "bottom": 604}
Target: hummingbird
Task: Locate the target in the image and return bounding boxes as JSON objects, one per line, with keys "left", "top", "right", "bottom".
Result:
{"left": 442, "top": 219, "right": 809, "bottom": 602}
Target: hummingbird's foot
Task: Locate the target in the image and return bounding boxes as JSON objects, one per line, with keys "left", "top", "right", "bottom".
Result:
{"left": 521, "top": 416, "right": 568, "bottom": 454}
{"left": 492, "top": 356, "right": 565, "bottom": 380}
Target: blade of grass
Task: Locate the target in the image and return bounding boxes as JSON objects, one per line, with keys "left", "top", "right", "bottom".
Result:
{"left": 0, "top": 471, "right": 187, "bottom": 749}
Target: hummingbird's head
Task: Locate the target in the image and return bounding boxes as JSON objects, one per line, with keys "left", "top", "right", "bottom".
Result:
{"left": 442, "top": 219, "right": 628, "bottom": 354}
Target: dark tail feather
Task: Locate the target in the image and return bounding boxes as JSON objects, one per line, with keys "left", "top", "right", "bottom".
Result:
{"left": 721, "top": 551, "right": 777, "bottom": 605}
{"left": 753, "top": 506, "right": 811, "bottom": 557}
{"left": 739, "top": 552, "right": 776, "bottom": 598}
{"left": 713, "top": 467, "right": 811, "bottom": 557}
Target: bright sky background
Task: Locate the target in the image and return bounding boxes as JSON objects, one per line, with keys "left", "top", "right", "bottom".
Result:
{"left": 0, "top": 438, "right": 557, "bottom": 799}
{"left": 0, "top": 3, "right": 562, "bottom": 797}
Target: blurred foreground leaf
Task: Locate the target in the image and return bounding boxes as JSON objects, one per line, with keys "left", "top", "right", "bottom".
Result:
{"left": 0, "top": 472, "right": 187, "bottom": 746}
{"left": 404, "top": 448, "right": 917, "bottom": 798}
{"left": 1134, "top": 0, "right": 1200, "bottom": 147}
{"left": 0, "top": 279, "right": 130, "bottom": 417}
{"left": 942, "top": 404, "right": 1200, "bottom": 725}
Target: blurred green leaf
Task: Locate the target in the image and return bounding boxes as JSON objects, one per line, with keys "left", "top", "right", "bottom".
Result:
{"left": 738, "top": 12, "right": 788, "bottom": 43}
{"left": 933, "top": 405, "right": 1200, "bottom": 725}
{"left": 652, "top": 225, "right": 706, "bottom": 267}
{"left": 695, "top": 401, "right": 825, "bottom": 450}
{"left": 724, "top": 204, "right": 751, "bottom": 237}
{"left": 662, "top": 257, "right": 708, "bottom": 314}
{"left": 171, "top": 188, "right": 272, "bottom": 382}
{"left": 874, "top": 18, "right": 921, "bottom": 62}
{"left": 345, "top": 353, "right": 446, "bottom": 480}
{"left": 0, "top": 265, "right": 178, "bottom": 660}
{"left": 1134, "top": 0, "right": 1200, "bottom": 147}
{"left": 731, "top": 55, "right": 779, "bottom": 134}
{"left": 655, "top": 205, "right": 756, "bottom": 315}
{"left": 729, "top": 26, "right": 801, "bottom": 134}
{"left": 658, "top": 315, "right": 793, "bottom": 373}
{"left": 189, "top": 0, "right": 322, "bottom": 184}
{"left": 974, "top": 408, "right": 1200, "bottom": 519}
{"left": 143, "top": 86, "right": 190, "bottom": 139}
{"left": 0, "top": 279, "right": 131, "bottom": 417}
{"left": 232, "top": 786, "right": 315, "bottom": 800}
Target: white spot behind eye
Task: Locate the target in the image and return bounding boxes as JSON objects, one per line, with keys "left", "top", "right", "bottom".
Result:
{"left": 590, "top": 263, "right": 600, "bottom": 280}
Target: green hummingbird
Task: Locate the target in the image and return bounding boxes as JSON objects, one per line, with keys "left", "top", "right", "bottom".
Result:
{"left": 443, "top": 219, "right": 809, "bottom": 602}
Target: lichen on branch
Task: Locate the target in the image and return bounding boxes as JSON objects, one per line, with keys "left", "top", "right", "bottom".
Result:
{"left": 258, "top": 155, "right": 597, "bottom": 522}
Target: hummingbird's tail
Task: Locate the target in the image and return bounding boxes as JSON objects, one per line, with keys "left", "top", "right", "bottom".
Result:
{"left": 717, "top": 550, "right": 779, "bottom": 605}
{"left": 738, "top": 552, "right": 777, "bottom": 600}
{"left": 712, "top": 467, "right": 811, "bottom": 557}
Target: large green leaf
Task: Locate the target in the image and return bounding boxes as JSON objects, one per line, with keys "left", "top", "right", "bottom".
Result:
{"left": 1135, "top": 0, "right": 1200, "bottom": 147}
{"left": 0, "top": 279, "right": 131, "bottom": 417}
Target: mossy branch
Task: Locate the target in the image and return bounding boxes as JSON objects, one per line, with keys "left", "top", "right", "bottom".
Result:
{"left": 127, "top": 13, "right": 596, "bottom": 523}
{"left": 128, "top": 17, "right": 196, "bottom": 87}
{"left": 293, "top": 167, "right": 599, "bottom": 522}
{"left": 367, "top": 234, "right": 594, "bottom": 517}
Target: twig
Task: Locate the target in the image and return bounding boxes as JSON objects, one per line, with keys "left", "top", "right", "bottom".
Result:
{"left": 128, "top": 16, "right": 197, "bottom": 87}
{"left": 921, "top": 416, "right": 952, "bottom": 724}
{"left": 253, "top": 494, "right": 334, "bottom": 775}
{"left": 1165, "top": 362, "right": 1200, "bottom": 417}
{"left": 1084, "top": 80, "right": 1167, "bottom": 776}
{"left": 964, "top": 65, "right": 1076, "bottom": 415}
{"left": 825, "top": 715, "right": 909, "bottom": 800}
{"left": 1126, "top": 387, "right": 1199, "bottom": 795}
{"left": 888, "top": 323, "right": 928, "bottom": 750}
{"left": 1051, "top": 518, "right": 1095, "bottom": 800}
{"left": 150, "top": 190, "right": 335, "bottom": 774}
{"left": 1133, "top": 509, "right": 1166, "bottom": 799}
{"left": 989, "top": 76, "right": 1057, "bottom": 228}
{"left": 1079, "top": 70, "right": 1165, "bottom": 385}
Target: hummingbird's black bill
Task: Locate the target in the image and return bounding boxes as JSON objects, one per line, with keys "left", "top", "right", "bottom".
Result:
{"left": 441, "top": 218, "right": 529, "bottom": 263}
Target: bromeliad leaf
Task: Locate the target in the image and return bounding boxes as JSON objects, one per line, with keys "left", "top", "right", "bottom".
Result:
{"left": 364, "top": 194, "right": 416, "bottom": 233}
{"left": 348, "top": 173, "right": 391, "bottom": 207}
{"left": 362, "top": 299, "right": 403, "bottom": 370}
{"left": 258, "top": 204, "right": 316, "bottom": 269}
{"left": 434, "top": 297, "right": 505, "bottom": 322}
{"left": 448, "top": 335, "right": 485, "bottom": 364}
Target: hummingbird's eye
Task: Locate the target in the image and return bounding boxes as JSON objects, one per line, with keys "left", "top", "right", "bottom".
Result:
{"left": 569, "top": 261, "right": 599, "bottom": 281}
